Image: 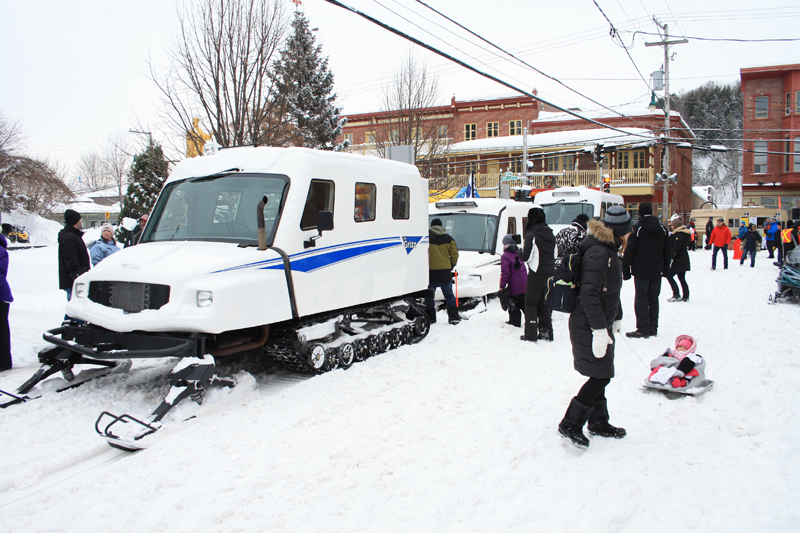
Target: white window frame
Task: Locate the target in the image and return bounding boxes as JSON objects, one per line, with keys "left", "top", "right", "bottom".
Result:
{"left": 753, "top": 140, "right": 768, "bottom": 174}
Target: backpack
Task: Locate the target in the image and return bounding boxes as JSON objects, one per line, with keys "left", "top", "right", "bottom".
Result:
{"left": 544, "top": 251, "right": 582, "bottom": 313}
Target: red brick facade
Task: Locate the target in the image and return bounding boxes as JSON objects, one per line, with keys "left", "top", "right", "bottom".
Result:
{"left": 740, "top": 64, "right": 800, "bottom": 213}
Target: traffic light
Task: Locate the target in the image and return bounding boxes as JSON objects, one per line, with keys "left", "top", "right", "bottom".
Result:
{"left": 594, "top": 143, "right": 605, "bottom": 163}
{"left": 602, "top": 174, "right": 611, "bottom": 193}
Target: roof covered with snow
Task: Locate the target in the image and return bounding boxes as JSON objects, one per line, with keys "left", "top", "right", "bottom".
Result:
{"left": 449, "top": 128, "right": 657, "bottom": 153}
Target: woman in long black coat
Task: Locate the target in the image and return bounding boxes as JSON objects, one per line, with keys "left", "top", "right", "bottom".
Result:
{"left": 518, "top": 207, "right": 556, "bottom": 342}
{"left": 666, "top": 216, "right": 691, "bottom": 302}
{"left": 558, "top": 206, "right": 631, "bottom": 448}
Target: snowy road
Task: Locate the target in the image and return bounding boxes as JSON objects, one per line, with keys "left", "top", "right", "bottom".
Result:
{"left": 1, "top": 244, "right": 799, "bottom": 532}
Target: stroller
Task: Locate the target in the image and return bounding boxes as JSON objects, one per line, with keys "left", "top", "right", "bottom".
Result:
{"left": 769, "top": 248, "right": 800, "bottom": 304}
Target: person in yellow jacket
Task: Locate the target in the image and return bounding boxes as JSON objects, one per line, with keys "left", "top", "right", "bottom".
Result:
{"left": 426, "top": 218, "right": 460, "bottom": 324}
{"left": 776, "top": 221, "right": 796, "bottom": 266}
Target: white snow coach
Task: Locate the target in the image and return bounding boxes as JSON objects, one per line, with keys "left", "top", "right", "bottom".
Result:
{"left": 533, "top": 186, "right": 624, "bottom": 235}
{"left": 428, "top": 198, "right": 532, "bottom": 306}
{"left": 9, "top": 147, "right": 433, "bottom": 449}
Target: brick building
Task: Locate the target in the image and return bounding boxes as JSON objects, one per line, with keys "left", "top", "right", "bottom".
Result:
{"left": 740, "top": 64, "right": 800, "bottom": 215}
{"left": 339, "top": 93, "right": 694, "bottom": 217}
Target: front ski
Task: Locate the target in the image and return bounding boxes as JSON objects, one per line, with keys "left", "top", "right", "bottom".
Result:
{"left": 1, "top": 360, "right": 132, "bottom": 408}
{"left": 95, "top": 355, "right": 234, "bottom": 450}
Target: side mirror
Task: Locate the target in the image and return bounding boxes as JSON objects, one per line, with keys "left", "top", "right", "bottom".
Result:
{"left": 317, "top": 211, "right": 334, "bottom": 232}
{"left": 304, "top": 211, "right": 334, "bottom": 249}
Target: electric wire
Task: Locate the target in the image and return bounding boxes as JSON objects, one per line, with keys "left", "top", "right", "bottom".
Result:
{"left": 324, "top": 0, "right": 656, "bottom": 141}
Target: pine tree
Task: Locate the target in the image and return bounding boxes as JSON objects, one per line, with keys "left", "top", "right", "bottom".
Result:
{"left": 272, "top": 10, "right": 343, "bottom": 150}
{"left": 117, "top": 144, "right": 169, "bottom": 241}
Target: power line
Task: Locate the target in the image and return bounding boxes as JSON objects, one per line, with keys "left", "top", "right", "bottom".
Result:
{"left": 324, "top": 0, "right": 656, "bottom": 141}
{"left": 634, "top": 30, "right": 800, "bottom": 43}
{"left": 592, "top": 0, "right": 652, "bottom": 91}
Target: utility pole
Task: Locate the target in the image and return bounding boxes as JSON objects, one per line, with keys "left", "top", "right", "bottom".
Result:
{"left": 522, "top": 126, "right": 529, "bottom": 186}
{"left": 129, "top": 129, "right": 153, "bottom": 149}
{"left": 646, "top": 21, "right": 687, "bottom": 220}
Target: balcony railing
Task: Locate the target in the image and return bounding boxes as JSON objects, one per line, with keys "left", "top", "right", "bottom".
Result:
{"left": 427, "top": 168, "right": 654, "bottom": 193}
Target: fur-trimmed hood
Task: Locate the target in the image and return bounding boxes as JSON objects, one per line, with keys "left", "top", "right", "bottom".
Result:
{"left": 672, "top": 225, "right": 692, "bottom": 235}
{"left": 586, "top": 218, "right": 615, "bottom": 246}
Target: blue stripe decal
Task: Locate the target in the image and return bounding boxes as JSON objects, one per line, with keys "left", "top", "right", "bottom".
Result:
{"left": 262, "top": 241, "right": 399, "bottom": 273}
{"left": 209, "top": 236, "right": 422, "bottom": 274}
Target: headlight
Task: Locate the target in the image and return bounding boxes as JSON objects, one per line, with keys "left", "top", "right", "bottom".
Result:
{"left": 74, "top": 283, "right": 87, "bottom": 298}
{"left": 197, "top": 290, "right": 214, "bottom": 307}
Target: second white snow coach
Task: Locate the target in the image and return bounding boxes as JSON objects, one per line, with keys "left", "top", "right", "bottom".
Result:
{"left": 428, "top": 198, "right": 532, "bottom": 305}
{"left": 10, "top": 147, "right": 432, "bottom": 449}
{"left": 533, "top": 186, "right": 624, "bottom": 235}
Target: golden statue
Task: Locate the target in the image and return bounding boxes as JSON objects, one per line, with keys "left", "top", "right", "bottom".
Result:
{"left": 186, "top": 118, "right": 212, "bottom": 158}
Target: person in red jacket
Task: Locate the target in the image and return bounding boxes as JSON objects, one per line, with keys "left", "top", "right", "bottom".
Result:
{"left": 709, "top": 217, "right": 731, "bottom": 270}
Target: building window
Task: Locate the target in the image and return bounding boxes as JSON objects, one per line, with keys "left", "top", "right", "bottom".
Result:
{"left": 753, "top": 141, "right": 768, "bottom": 174}
{"left": 437, "top": 125, "right": 448, "bottom": 138}
{"left": 618, "top": 150, "right": 646, "bottom": 169}
{"left": 510, "top": 159, "right": 522, "bottom": 173}
{"left": 366, "top": 132, "right": 375, "bottom": 144}
{"left": 509, "top": 120, "right": 522, "bottom": 136}
{"left": 390, "top": 130, "right": 399, "bottom": 143}
{"left": 465, "top": 160, "right": 478, "bottom": 175}
{"left": 546, "top": 155, "right": 573, "bottom": 172}
{"left": 796, "top": 91, "right": 800, "bottom": 114}
{"left": 755, "top": 96, "right": 769, "bottom": 119}
{"left": 464, "top": 124, "right": 476, "bottom": 141}
{"left": 344, "top": 133, "right": 353, "bottom": 144}
{"left": 795, "top": 138, "right": 800, "bottom": 173}
{"left": 787, "top": 93, "right": 792, "bottom": 115}
{"left": 354, "top": 183, "right": 376, "bottom": 222}
{"left": 487, "top": 122, "right": 499, "bottom": 138}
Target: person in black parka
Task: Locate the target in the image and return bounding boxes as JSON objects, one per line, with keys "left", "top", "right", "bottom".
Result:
{"left": 622, "top": 203, "right": 670, "bottom": 338}
{"left": 558, "top": 206, "right": 631, "bottom": 449}
{"left": 58, "top": 209, "right": 91, "bottom": 302}
{"left": 518, "top": 207, "right": 556, "bottom": 342}
{"left": 666, "top": 216, "right": 691, "bottom": 302}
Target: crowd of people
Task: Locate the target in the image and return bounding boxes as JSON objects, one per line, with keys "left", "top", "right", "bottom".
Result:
{"left": 422, "top": 203, "right": 799, "bottom": 450}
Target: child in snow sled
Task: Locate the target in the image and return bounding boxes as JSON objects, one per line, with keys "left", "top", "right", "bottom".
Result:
{"left": 644, "top": 335, "right": 713, "bottom": 395}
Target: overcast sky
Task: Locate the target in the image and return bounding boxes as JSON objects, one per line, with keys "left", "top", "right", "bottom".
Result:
{"left": 1, "top": 0, "right": 799, "bottom": 175}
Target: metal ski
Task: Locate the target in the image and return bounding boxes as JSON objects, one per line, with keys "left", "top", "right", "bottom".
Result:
{"left": 1, "top": 352, "right": 132, "bottom": 408}
{"left": 95, "top": 355, "right": 234, "bottom": 451}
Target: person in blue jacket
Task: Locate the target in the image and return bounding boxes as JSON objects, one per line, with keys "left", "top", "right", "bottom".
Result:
{"left": 766, "top": 218, "right": 779, "bottom": 258}
{"left": 737, "top": 221, "right": 747, "bottom": 241}
{"left": 90, "top": 224, "right": 121, "bottom": 266}
{"left": 0, "top": 233, "right": 13, "bottom": 371}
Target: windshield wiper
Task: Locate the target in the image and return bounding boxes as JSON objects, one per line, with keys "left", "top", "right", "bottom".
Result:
{"left": 188, "top": 168, "right": 241, "bottom": 183}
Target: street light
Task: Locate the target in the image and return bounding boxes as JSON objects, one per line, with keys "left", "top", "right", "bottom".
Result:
{"left": 649, "top": 91, "right": 659, "bottom": 112}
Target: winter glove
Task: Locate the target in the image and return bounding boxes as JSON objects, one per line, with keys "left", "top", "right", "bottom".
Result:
{"left": 612, "top": 320, "right": 622, "bottom": 334}
{"left": 592, "top": 329, "right": 612, "bottom": 359}
{"left": 622, "top": 272, "right": 631, "bottom": 281}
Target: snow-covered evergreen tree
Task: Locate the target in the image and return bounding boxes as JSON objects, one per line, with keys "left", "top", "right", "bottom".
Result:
{"left": 117, "top": 144, "right": 169, "bottom": 241}
{"left": 272, "top": 10, "right": 343, "bottom": 150}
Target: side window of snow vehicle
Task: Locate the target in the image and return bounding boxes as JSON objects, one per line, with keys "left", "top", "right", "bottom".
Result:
{"left": 392, "top": 186, "right": 410, "bottom": 220}
{"left": 213, "top": 191, "right": 241, "bottom": 224}
{"left": 300, "top": 179, "right": 335, "bottom": 230}
{"left": 354, "top": 183, "right": 376, "bottom": 222}
{"left": 507, "top": 217, "right": 517, "bottom": 235}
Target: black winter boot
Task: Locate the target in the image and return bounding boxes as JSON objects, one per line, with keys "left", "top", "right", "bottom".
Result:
{"left": 446, "top": 306, "right": 461, "bottom": 324}
{"left": 425, "top": 307, "right": 437, "bottom": 324}
{"left": 587, "top": 399, "right": 626, "bottom": 439}
{"left": 557, "top": 397, "right": 592, "bottom": 448}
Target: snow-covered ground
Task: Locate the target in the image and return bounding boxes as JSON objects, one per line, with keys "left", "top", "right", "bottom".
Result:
{"left": 1, "top": 244, "right": 799, "bottom": 532}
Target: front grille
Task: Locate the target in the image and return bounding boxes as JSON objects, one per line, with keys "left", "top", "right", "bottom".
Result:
{"left": 88, "top": 281, "right": 170, "bottom": 313}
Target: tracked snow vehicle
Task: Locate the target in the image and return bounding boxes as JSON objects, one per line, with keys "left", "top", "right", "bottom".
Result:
{"left": 13, "top": 147, "right": 432, "bottom": 448}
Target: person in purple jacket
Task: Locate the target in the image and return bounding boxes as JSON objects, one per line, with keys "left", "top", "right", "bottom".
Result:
{"left": 499, "top": 234, "right": 527, "bottom": 327}
{"left": 0, "top": 233, "right": 13, "bottom": 371}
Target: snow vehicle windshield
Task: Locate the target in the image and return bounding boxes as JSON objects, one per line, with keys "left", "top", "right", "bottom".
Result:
{"left": 538, "top": 202, "right": 594, "bottom": 226}
{"left": 141, "top": 173, "right": 289, "bottom": 245}
{"left": 430, "top": 213, "right": 498, "bottom": 253}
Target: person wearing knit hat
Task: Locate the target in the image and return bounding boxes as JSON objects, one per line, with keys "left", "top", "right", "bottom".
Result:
{"left": 499, "top": 234, "right": 526, "bottom": 327}
{"left": 665, "top": 216, "right": 691, "bottom": 302}
{"left": 557, "top": 205, "right": 628, "bottom": 448}
{"left": 622, "top": 202, "right": 669, "bottom": 339}
{"left": 426, "top": 217, "right": 460, "bottom": 325}
{"left": 57, "top": 208, "right": 90, "bottom": 346}
{"left": 519, "top": 207, "right": 556, "bottom": 341}
{"left": 555, "top": 212, "right": 591, "bottom": 258}
{"left": 90, "top": 224, "right": 121, "bottom": 266}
